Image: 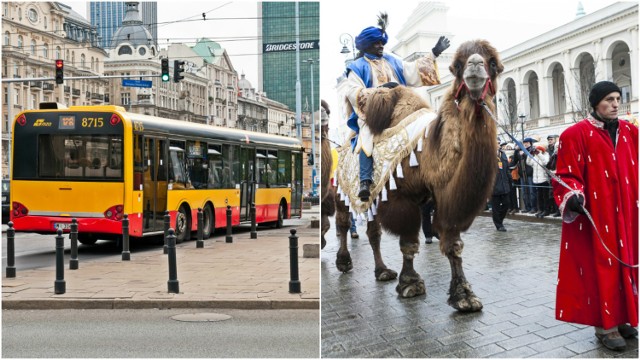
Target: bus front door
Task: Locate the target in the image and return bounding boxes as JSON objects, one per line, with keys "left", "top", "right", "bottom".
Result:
{"left": 239, "top": 147, "right": 255, "bottom": 222}
{"left": 290, "top": 152, "right": 303, "bottom": 217}
{"left": 142, "top": 137, "right": 168, "bottom": 233}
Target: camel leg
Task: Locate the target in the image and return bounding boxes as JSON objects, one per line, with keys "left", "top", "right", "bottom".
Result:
{"left": 395, "top": 233, "right": 425, "bottom": 297}
{"left": 334, "top": 206, "right": 353, "bottom": 273}
{"left": 366, "top": 218, "right": 398, "bottom": 281}
{"left": 321, "top": 213, "right": 329, "bottom": 249}
{"left": 440, "top": 229, "right": 483, "bottom": 312}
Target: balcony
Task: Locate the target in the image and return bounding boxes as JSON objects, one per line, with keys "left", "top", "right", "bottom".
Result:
{"left": 64, "top": 86, "right": 70, "bottom": 93}
{"left": 30, "top": 81, "right": 42, "bottom": 88}
{"left": 72, "top": 88, "right": 80, "bottom": 97}
{"left": 43, "top": 83, "right": 54, "bottom": 91}
{"left": 91, "top": 93, "right": 104, "bottom": 101}
{"left": 86, "top": 91, "right": 91, "bottom": 98}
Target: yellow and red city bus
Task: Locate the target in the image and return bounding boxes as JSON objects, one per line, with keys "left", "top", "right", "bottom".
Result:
{"left": 10, "top": 103, "right": 304, "bottom": 243}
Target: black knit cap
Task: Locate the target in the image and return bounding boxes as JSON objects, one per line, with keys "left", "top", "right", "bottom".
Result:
{"left": 589, "top": 81, "right": 621, "bottom": 109}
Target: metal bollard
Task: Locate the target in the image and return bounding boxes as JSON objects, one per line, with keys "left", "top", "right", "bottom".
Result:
{"left": 288, "top": 228, "right": 301, "bottom": 293}
{"left": 166, "top": 228, "right": 179, "bottom": 293}
{"left": 196, "top": 207, "right": 204, "bottom": 248}
{"left": 69, "top": 218, "right": 79, "bottom": 270}
{"left": 54, "top": 229, "right": 66, "bottom": 294}
{"left": 121, "top": 214, "right": 130, "bottom": 261}
{"left": 225, "top": 205, "right": 233, "bottom": 243}
{"left": 250, "top": 202, "right": 257, "bottom": 239}
{"left": 6, "top": 221, "right": 16, "bottom": 278}
{"left": 163, "top": 210, "right": 170, "bottom": 254}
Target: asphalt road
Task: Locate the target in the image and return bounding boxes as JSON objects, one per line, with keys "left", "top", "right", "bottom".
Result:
{"left": 3, "top": 308, "right": 319, "bottom": 358}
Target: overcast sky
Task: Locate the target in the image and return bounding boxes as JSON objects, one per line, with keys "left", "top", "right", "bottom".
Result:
{"left": 320, "top": 0, "right": 620, "bottom": 141}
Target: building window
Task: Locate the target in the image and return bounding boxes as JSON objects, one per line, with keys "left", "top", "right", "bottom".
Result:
{"left": 118, "top": 46, "right": 132, "bottom": 55}
{"left": 30, "top": 39, "right": 36, "bottom": 55}
{"left": 17, "top": 7, "right": 21, "bottom": 21}
{"left": 42, "top": 43, "right": 48, "bottom": 58}
{"left": 55, "top": 46, "right": 61, "bottom": 59}
{"left": 3, "top": 31, "right": 9, "bottom": 46}
{"left": 27, "top": 8, "right": 37, "bottom": 23}
{"left": 17, "top": 35, "right": 23, "bottom": 49}
{"left": 44, "top": 16, "right": 47, "bottom": 29}
{"left": 80, "top": 54, "right": 85, "bottom": 68}
{"left": 3, "top": 3, "right": 8, "bottom": 17}
{"left": 121, "top": 93, "right": 130, "bottom": 105}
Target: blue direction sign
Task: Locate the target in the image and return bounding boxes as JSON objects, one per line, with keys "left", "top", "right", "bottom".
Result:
{"left": 122, "top": 79, "right": 152, "bottom": 88}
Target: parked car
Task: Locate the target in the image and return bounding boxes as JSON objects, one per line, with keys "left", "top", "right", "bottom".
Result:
{"left": 2, "top": 179, "right": 9, "bottom": 224}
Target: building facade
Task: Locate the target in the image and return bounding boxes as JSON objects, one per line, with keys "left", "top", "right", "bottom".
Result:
{"left": 88, "top": 1, "right": 157, "bottom": 50}
{"left": 1, "top": 1, "right": 108, "bottom": 176}
{"left": 258, "top": 2, "right": 319, "bottom": 111}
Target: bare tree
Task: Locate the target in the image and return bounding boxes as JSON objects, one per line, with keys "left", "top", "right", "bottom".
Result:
{"left": 565, "top": 55, "right": 600, "bottom": 122}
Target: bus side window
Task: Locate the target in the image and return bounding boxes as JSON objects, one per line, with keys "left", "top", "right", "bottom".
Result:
{"left": 133, "top": 135, "right": 143, "bottom": 190}
{"left": 168, "top": 142, "right": 186, "bottom": 189}
{"left": 257, "top": 150, "right": 267, "bottom": 186}
{"left": 208, "top": 145, "right": 223, "bottom": 189}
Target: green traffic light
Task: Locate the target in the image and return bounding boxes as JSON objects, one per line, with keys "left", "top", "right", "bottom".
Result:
{"left": 161, "top": 74, "right": 170, "bottom": 82}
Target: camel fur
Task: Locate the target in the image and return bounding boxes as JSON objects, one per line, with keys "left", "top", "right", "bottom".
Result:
{"left": 333, "top": 39, "right": 504, "bottom": 312}
{"left": 320, "top": 100, "right": 335, "bottom": 249}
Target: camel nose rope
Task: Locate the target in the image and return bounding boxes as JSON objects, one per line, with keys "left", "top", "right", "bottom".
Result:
{"left": 481, "top": 102, "right": 638, "bottom": 269}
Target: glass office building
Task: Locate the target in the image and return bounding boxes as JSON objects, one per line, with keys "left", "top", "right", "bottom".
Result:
{"left": 88, "top": 1, "right": 157, "bottom": 49}
{"left": 259, "top": 2, "right": 319, "bottom": 112}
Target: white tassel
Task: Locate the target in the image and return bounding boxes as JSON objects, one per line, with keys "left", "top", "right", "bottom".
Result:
{"left": 345, "top": 196, "right": 350, "bottom": 207}
{"left": 371, "top": 201, "right": 377, "bottom": 216}
{"left": 417, "top": 137, "right": 423, "bottom": 152}
{"left": 381, "top": 187, "right": 388, "bottom": 201}
{"left": 367, "top": 208, "right": 374, "bottom": 221}
{"left": 396, "top": 164, "right": 404, "bottom": 178}
{"left": 389, "top": 173, "right": 397, "bottom": 190}
{"left": 410, "top": 150, "right": 419, "bottom": 167}
{"left": 332, "top": 171, "right": 337, "bottom": 186}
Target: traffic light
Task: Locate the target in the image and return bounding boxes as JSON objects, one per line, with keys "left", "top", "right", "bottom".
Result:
{"left": 160, "top": 58, "right": 170, "bottom": 82}
{"left": 307, "top": 154, "right": 314, "bottom": 166}
{"left": 173, "top": 60, "right": 185, "bottom": 82}
{"left": 55, "top": 59, "right": 64, "bottom": 84}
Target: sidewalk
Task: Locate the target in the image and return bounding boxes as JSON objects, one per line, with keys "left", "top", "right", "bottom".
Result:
{"left": 2, "top": 206, "right": 320, "bottom": 310}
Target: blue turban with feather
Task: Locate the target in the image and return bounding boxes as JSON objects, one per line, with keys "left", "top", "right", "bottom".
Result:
{"left": 354, "top": 12, "right": 389, "bottom": 51}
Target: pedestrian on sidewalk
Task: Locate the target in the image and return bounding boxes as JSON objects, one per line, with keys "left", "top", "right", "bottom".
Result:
{"left": 552, "top": 81, "right": 638, "bottom": 351}
{"left": 420, "top": 200, "right": 438, "bottom": 243}
{"left": 526, "top": 143, "right": 550, "bottom": 218}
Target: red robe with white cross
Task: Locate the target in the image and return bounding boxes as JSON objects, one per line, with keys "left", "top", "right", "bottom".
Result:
{"left": 552, "top": 116, "right": 638, "bottom": 329}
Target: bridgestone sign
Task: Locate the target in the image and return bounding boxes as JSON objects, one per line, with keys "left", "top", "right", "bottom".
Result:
{"left": 263, "top": 41, "right": 319, "bottom": 53}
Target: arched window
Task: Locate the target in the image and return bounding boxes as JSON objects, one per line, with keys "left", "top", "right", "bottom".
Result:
{"left": 71, "top": 51, "right": 75, "bottom": 65}
{"left": 65, "top": 49, "right": 69, "bottom": 61}
{"left": 91, "top": 57, "right": 94, "bottom": 71}
{"left": 55, "top": 46, "right": 61, "bottom": 59}
{"left": 44, "top": 16, "right": 47, "bottom": 29}
{"left": 42, "top": 43, "right": 48, "bottom": 58}
{"left": 118, "top": 45, "right": 132, "bottom": 55}
{"left": 80, "top": 54, "right": 86, "bottom": 68}
{"left": 30, "top": 39, "right": 36, "bottom": 55}
{"left": 3, "top": 31, "right": 9, "bottom": 46}
{"left": 17, "top": 35, "right": 23, "bottom": 49}
{"left": 17, "top": 7, "right": 21, "bottom": 21}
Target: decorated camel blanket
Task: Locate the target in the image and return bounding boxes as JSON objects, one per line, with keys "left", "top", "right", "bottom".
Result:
{"left": 334, "top": 108, "right": 437, "bottom": 217}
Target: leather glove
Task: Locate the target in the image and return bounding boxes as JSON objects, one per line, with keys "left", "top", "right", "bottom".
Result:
{"left": 378, "top": 82, "right": 399, "bottom": 89}
{"left": 432, "top": 36, "right": 450, "bottom": 58}
{"left": 566, "top": 193, "right": 585, "bottom": 214}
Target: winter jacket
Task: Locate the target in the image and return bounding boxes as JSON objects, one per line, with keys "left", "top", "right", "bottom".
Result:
{"left": 526, "top": 150, "right": 550, "bottom": 184}
{"left": 493, "top": 150, "right": 511, "bottom": 196}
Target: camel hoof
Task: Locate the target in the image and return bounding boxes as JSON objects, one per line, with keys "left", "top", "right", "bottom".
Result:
{"left": 395, "top": 279, "right": 426, "bottom": 298}
{"left": 336, "top": 256, "right": 353, "bottom": 273}
{"left": 449, "top": 296, "right": 483, "bottom": 312}
{"left": 375, "top": 268, "right": 398, "bottom": 281}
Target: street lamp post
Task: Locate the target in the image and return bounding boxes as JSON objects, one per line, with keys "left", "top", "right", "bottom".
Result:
{"left": 339, "top": 33, "right": 355, "bottom": 62}
{"left": 304, "top": 58, "right": 318, "bottom": 197}
{"left": 518, "top": 114, "right": 526, "bottom": 142}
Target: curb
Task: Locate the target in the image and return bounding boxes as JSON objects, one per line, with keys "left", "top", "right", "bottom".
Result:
{"left": 2, "top": 298, "right": 319, "bottom": 310}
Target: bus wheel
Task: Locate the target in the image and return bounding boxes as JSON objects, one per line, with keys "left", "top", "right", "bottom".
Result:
{"left": 175, "top": 205, "right": 189, "bottom": 243}
{"left": 78, "top": 234, "right": 98, "bottom": 245}
{"left": 275, "top": 203, "right": 285, "bottom": 229}
{"left": 202, "top": 204, "right": 214, "bottom": 239}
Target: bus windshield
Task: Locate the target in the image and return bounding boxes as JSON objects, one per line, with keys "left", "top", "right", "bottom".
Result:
{"left": 36, "top": 134, "right": 123, "bottom": 180}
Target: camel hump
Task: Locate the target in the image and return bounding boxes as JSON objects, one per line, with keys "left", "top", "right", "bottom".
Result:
{"left": 365, "top": 87, "right": 401, "bottom": 135}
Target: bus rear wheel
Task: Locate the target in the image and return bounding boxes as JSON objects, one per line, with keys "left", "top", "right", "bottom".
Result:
{"left": 275, "top": 203, "right": 285, "bottom": 229}
{"left": 175, "top": 205, "right": 190, "bottom": 243}
{"left": 202, "top": 204, "right": 214, "bottom": 239}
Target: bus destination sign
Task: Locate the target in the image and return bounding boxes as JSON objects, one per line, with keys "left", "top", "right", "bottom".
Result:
{"left": 59, "top": 115, "right": 75, "bottom": 129}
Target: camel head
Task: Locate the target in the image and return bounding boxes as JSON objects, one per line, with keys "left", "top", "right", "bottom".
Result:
{"left": 449, "top": 40, "right": 503, "bottom": 103}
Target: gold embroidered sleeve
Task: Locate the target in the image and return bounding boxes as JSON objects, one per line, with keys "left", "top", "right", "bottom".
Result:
{"left": 416, "top": 54, "right": 440, "bottom": 86}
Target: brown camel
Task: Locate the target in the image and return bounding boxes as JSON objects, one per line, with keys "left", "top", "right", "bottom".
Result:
{"left": 333, "top": 40, "right": 504, "bottom": 312}
{"left": 320, "top": 100, "right": 335, "bottom": 249}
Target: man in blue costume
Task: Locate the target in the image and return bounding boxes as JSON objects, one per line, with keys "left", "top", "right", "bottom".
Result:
{"left": 339, "top": 13, "right": 450, "bottom": 201}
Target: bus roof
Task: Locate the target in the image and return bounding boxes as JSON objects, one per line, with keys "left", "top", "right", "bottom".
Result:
{"left": 20, "top": 104, "right": 303, "bottom": 150}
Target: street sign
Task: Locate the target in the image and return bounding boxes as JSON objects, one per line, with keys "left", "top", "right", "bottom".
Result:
{"left": 122, "top": 79, "right": 152, "bottom": 88}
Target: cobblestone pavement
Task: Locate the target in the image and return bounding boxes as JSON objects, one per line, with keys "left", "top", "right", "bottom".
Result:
{"left": 321, "top": 214, "right": 638, "bottom": 358}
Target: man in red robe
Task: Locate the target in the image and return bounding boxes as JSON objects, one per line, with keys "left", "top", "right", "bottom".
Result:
{"left": 552, "top": 81, "right": 638, "bottom": 351}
